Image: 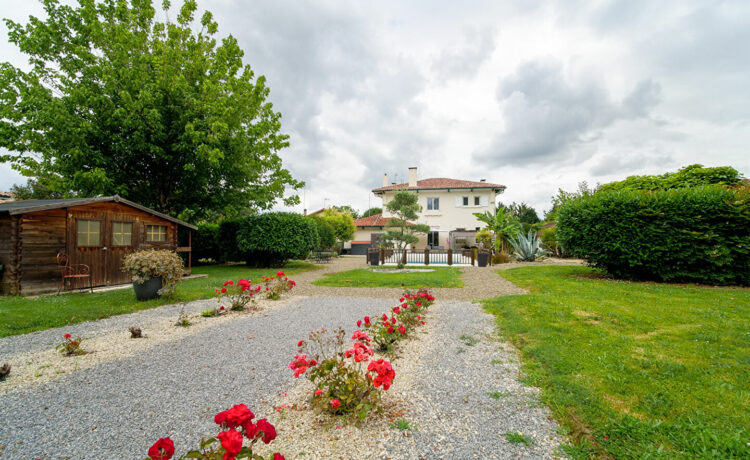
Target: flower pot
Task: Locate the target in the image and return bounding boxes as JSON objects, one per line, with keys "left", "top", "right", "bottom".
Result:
{"left": 133, "top": 277, "right": 162, "bottom": 301}
{"left": 477, "top": 251, "right": 489, "bottom": 267}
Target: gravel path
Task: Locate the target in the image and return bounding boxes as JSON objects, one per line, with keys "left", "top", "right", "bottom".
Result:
{"left": 383, "top": 300, "right": 565, "bottom": 459}
{"left": 0, "top": 296, "right": 393, "bottom": 460}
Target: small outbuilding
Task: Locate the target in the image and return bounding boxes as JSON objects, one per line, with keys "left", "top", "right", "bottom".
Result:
{"left": 0, "top": 195, "right": 197, "bottom": 296}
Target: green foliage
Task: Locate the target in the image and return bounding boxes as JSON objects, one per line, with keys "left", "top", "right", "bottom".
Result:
{"left": 484, "top": 266, "right": 750, "bottom": 458}
{"left": 308, "top": 217, "right": 336, "bottom": 249}
{"left": 236, "top": 212, "right": 319, "bottom": 267}
{"left": 473, "top": 208, "right": 521, "bottom": 253}
{"left": 504, "top": 202, "right": 541, "bottom": 230}
{"left": 382, "top": 191, "right": 430, "bottom": 249}
{"left": 0, "top": 0, "right": 302, "bottom": 219}
{"left": 598, "top": 164, "right": 743, "bottom": 193}
{"left": 391, "top": 419, "right": 416, "bottom": 431}
{"left": 509, "top": 231, "right": 547, "bottom": 262}
{"left": 538, "top": 226, "right": 564, "bottom": 257}
{"left": 361, "top": 207, "right": 382, "bottom": 218}
{"left": 193, "top": 223, "right": 220, "bottom": 263}
{"left": 319, "top": 209, "right": 356, "bottom": 243}
{"left": 556, "top": 185, "right": 750, "bottom": 285}
{"left": 218, "top": 218, "right": 245, "bottom": 263}
{"left": 545, "top": 181, "right": 598, "bottom": 221}
{"left": 332, "top": 205, "right": 359, "bottom": 219}
{"left": 9, "top": 179, "right": 66, "bottom": 200}
{"left": 505, "top": 432, "right": 535, "bottom": 446}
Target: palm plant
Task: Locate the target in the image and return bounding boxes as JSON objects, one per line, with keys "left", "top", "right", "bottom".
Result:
{"left": 473, "top": 208, "right": 521, "bottom": 253}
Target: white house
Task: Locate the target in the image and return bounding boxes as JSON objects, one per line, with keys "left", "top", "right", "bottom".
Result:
{"left": 371, "top": 167, "right": 505, "bottom": 250}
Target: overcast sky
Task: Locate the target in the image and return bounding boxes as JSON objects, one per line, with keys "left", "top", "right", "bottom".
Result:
{"left": 2, "top": 0, "right": 748, "bottom": 216}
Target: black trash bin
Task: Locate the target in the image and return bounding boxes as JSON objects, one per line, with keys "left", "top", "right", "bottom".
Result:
{"left": 477, "top": 251, "right": 489, "bottom": 267}
{"left": 369, "top": 250, "right": 380, "bottom": 266}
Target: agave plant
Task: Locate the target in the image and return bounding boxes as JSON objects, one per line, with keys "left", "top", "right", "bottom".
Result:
{"left": 509, "top": 231, "right": 547, "bottom": 261}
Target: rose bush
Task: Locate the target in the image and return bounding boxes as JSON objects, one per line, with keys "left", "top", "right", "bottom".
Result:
{"left": 290, "top": 328, "right": 394, "bottom": 419}
{"left": 56, "top": 333, "right": 87, "bottom": 356}
{"left": 146, "top": 404, "right": 284, "bottom": 460}
{"left": 261, "top": 271, "right": 296, "bottom": 300}
{"left": 216, "top": 279, "right": 262, "bottom": 311}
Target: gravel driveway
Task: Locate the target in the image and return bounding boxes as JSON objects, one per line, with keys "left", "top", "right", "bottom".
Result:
{"left": 0, "top": 259, "right": 568, "bottom": 459}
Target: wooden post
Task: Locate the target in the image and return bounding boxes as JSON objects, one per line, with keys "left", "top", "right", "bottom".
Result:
{"left": 402, "top": 249, "right": 407, "bottom": 266}
{"left": 188, "top": 230, "right": 192, "bottom": 274}
{"left": 447, "top": 248, "right": 453, "bottom": 266}
{"left": 380, "top": 248, "right": 384, "bottom": 266}
{"left": 471, "top": 249, "right": 475, "bottom": 266}
{"left": 424, "top": 248, "right": 429, "bottom": 266}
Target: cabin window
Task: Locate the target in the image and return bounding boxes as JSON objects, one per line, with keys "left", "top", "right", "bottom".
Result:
{"left": 427, "top": 197, "right": 440, "bottom": 210}
{"left": 77, "top": 219, "right": 101, "bottom": 247}
{"left": 112, "top": 221, "right": 133, "bottom": 246}
{"left": 146, "top": 225, "right": 167, "bottom": 242}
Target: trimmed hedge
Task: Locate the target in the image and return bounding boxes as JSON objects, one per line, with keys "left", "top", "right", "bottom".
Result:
{"left": 557, "top": 185, "right": 749, "bottom": 285}
{"left": 192, "top": 223, "right": 220, "bottom": 263}
{"left": 218, "top": 217, "right": 244, "bottom": 263}
{"left": 236, "top": 212, "right": 319, "bottom": 267}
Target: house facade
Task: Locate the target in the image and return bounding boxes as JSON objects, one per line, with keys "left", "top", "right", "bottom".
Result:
{"left": 371, "top": 167, "right": 505, "bottom": 249}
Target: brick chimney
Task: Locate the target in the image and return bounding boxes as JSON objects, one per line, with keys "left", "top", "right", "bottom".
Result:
{"left": 408, "top": 167, "right": 418, "bottom": 187}
{"left": 382, "top": 173, "right": 388, "bottom": 187}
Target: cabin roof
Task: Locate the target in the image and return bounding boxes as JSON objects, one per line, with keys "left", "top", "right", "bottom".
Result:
{"left": 0, "top": 195, "right": 197, "bottom": 230}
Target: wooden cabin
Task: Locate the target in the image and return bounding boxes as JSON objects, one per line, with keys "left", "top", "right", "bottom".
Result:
{"left": 0, "top": 195, "right": 197, "bottom": 296}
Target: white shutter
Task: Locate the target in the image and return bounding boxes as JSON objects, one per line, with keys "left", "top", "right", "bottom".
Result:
{"left": 480, "top": 196, "right": 489, "bottom": 206}
{"left": 455, "top": 196, "right": 462, "bottom": 207}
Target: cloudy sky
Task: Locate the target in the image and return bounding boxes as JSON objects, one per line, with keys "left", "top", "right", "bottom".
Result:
{"left": 2, "top": 0, "right": 749, "bottom": 216}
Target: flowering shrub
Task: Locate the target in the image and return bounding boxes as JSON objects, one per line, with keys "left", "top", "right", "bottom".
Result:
{"left": 122, "top": 249, "right": 184, "bottom": 295}
{"left": 356, "top": 288, "right": 435, "bottom": 350}
{"left": 56, "top": 333, "right": 87, "bottom": 356}
{"left": 261, "top": 271, "right": 296, "bottom": 300}
{"left": 290, "top": 328, "right": 394, "bottom": 419}
{"left": 147, "top": 404, "right": 284, "bottom": 460}
{"left": 216, "top": 279, "right": 262, "bottom": 311}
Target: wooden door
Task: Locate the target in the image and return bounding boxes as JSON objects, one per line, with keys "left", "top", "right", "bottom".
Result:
{"left": 70, "top": 214, "right": 108, "bottom": 287}
{"left": 106, "top": 217, "right": 137, "bottom": 285}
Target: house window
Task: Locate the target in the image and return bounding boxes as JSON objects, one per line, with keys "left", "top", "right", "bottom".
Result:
{"left": 462, "top": 196, "right": 469, "bottom": 206}
{"left": 427, "top": 197, "right": 440, "bottom": 211}
{"left": 474, "top": 196, "right": 480, "bottom": 206}
{"left": 146, "top": 225, "right": 167, "bottom": 242}
{"left": 77, "top": 219, "right": 101, "bottom": 247}
{"left": 427, "top": 231, "right": 440, "bottom": 248}
{"left": 112, "top": 221, "right": 133, "bottom": 246}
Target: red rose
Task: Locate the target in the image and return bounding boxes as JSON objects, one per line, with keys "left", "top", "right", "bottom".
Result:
{"left": 357, "top": 320, "right": 362, "bottom": 327}
{"left": 387, "top": 326, "right": 394, "bottom": 334}
{"left": 273, "top": 454, "right": 285, "bottom": 460}
{"left": 399, "top": 325, "right": 406, "bottom": 335}
{"left": 382, "top": 313, "right": 388, "bottom": 321}
{"left": 277, "top": 270, "right": 285, "bottom": 277}
{"left": 214, "top": 404, "right": 254, "bottom": 429}
{"left": 221, "top": 288, "right": 227, "bottom": 293}
{"left": 399, "top": 297, "right": 404, "bottom": 302}
{"left": 255, "top": 418, "right": 277, "bottom": 444}
{"left": 297, "top": 340, "right": 304, "bottom": 347}
{"left": 64, "top": 333, "right": 71, "bottom": 339}
{"left": 364, "top": 316, "right": 371, "bottom": 325}
{"left": 315, "top": 389, "right": 323, "bottom": 396}
{"left": 224, "top": 280, "right": 234, "bottom": 286}
{"left": 330, "top": 399, "right": 341, "bottom": 409}
{"left": 220, "top": 306, "right": 225, "bottom": 310}
{"left": 148, "top": 437, "right": 175, "bottom": 460}
{"left": 217, "top": 429, "right": 243, "bottom": 459}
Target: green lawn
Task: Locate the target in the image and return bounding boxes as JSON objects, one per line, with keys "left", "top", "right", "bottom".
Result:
{"left": 313, "top": 267, "right": 463, "bottom": 288}
{"left": 483, "top": 266, "right": 749, "bottom": 459}
{"left": 0, "top": 261, "right": 319, "bottom": 338}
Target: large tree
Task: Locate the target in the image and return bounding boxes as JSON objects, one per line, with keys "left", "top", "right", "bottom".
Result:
{"left": 0, "top": 0, "right": 302, "bottom": 220}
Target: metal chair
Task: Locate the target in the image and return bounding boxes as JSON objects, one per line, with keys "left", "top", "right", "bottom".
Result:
{"left": 56, "top": 252, "right": 93, "bottom": 294}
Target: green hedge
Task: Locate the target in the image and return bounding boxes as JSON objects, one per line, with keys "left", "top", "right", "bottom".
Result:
{"left": 236, "top": 212, "right": 319, "bottom": 267}
{"left": 218, "top": 217, "right": 244, "bottom": 263}
{"left": 556, "top": 185, "right": 750, "bottom": 285}
{"left": 192, "top": 223, "right": 220, "bottom": 263}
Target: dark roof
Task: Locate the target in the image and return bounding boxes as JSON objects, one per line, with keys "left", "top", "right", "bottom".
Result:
{"left": 373, "top": 177, "right": 505, "bottom": 193}
{"left": 353, "top": 213, "right": 413, "bottom": 227}
{"left": 0, "top": 195, "right": 197, "bottom": 230}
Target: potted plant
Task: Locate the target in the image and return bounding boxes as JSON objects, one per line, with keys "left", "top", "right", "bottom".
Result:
{"left": 122, "top": 249, "right": 184, "bottom": 300}
{"left": 477, "top": 249, "right": 490, "bottom": 267}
